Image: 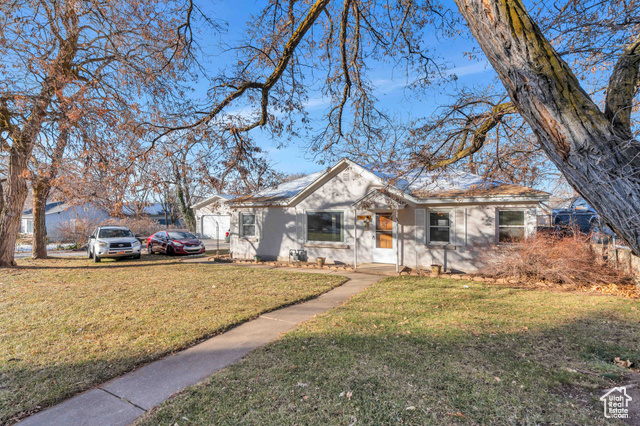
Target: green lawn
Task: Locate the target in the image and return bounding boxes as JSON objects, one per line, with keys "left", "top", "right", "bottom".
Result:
{"left": 0, "top": 256, "right": 345, "bottom": 424}
{"left": 138, "top": 276, "right": 640, "bottom": 425}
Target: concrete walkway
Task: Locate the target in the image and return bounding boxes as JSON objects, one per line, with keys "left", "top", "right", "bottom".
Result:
{"left": 19, "top": 266, "right": 381, "bottom": 426}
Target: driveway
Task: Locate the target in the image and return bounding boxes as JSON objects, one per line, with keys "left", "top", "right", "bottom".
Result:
{"left": 14, "top": 238, "right": 228, "bottom": 260}
{"left": 14, "top": 250, "right": 87, "bottom": 260}
{"left": 201, "top": 239, "right": 229, "bottom": 251}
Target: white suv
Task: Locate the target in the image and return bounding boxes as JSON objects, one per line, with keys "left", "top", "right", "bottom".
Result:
{"left": 87, "top": 226, "right": 142, "bottom": 262}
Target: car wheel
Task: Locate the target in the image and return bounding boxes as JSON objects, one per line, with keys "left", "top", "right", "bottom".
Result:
{"left": 147, "top": 244, "right": 153, "bottom": 255}
{"left": 134, "top": 253, "right": 141, "bottom": 259}
{"left": 93, "top": 254, "right": 101, "bottom": 263}
{"left": 166, "top": 246, "right": 174, "bottom": 256}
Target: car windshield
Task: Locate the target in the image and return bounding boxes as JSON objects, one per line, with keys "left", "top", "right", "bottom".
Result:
{"left": 168, "top": 231, "right": 196, "bottom": 240}
{"left": 98, "top": 228, "right": 134, "bottom": 239}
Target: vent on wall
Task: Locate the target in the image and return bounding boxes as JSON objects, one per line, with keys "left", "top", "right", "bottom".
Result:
{"left": 342, "top": 170, "right": 351, "bottom": 181}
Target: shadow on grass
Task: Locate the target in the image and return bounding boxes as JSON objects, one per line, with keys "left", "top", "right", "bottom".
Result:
{"left": 136, "top": 311, "right": 640, "bottom": 425}
{"left": 1, "top": 269, "right": 348, "bottom": 425}
{"left": 12, "top": 254, "right": 189, "bottom": 270}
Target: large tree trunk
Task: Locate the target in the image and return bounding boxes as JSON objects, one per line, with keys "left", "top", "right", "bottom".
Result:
{"left": 454, "top": 0, "right": 640, "bottom": 255}
{"left": 0, "top": 153, "right": 30, "bottom": 267}
{"left": 31, "top": 121, "right": 70, "bottom": 259}
{"left": 0, "top": 4, "right": 78, "bottom": 267}
{"left": 32, "top": 180, "right": 52, "bottom": 259}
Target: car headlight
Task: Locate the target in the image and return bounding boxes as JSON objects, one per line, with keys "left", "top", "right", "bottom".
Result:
{"left": 132, "top": 240, "right": 141, "bottom": 247}
{"left": 172, "top": 241, "right": 183, "bottom": 247}
{"left": 98, "top": 242, "right": 108, "bottom": 248}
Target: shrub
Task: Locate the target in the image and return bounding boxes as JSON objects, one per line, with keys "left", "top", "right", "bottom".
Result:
{"left": 55, "top": 217, "right": 101, "bottom": 244}
{"left": 55, "top": 217, "right": 180, "bottom": 245}
{"left": 99, "top": 217, "right": 183, "bottom": 238}
{"left": 480, "top": 234, "right": 631, "bottom": 287}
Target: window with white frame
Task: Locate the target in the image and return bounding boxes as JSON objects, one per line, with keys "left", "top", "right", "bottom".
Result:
{"left": 498, "top": 210, "right": 525, "bottom": 243}
{"left": 428, "top": 211, "right": 451, "bottom": 243}
{"left": 306, "top": 211, "right": 344, "bottom": 242}
{"left": 241, "top": 213, "right": 256, "bottom": 237}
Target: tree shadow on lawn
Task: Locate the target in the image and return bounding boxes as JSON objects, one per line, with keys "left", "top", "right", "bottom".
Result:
{"left": 139, "top": 312, "right": 640, "bottom": 425}
{"left": 12, "top": 254, "right": 184, "bottom": 270}
{"left": 1, "top": 265, "right": 347, "bottom": 425}
{"left": 2, "top": 352, "right": 153, "bottom": 425}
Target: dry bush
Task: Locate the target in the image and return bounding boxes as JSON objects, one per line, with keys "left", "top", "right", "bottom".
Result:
{"left": 99, "top": 217, "right": 171, "bottom": 238}
{"left": 56, "top": 217, "right": 181, "bottom": 245}
{"left": 55, "top": 217, "right": 101, "bottom": 244}
{"left": 481, "top": 234, "right": 631, "bottom": 287}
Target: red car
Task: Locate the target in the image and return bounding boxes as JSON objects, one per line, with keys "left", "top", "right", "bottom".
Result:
{"left": 147, "top": 230, "right": 205, "bottom": 255}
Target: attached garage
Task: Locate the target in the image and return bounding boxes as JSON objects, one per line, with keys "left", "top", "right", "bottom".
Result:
{"left": 200, "top": 214, "right": 230, "bottom": 239}
{"left": 192, "top": 194, "right": 232, "bottom": 239}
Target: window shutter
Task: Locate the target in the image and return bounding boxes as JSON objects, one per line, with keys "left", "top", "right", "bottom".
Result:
{"left": 415, "top": 209, "right": 426, "bottom": 245}
{"left": 454, "top": 208, "right": 467, "bottom": 246}
{"left": 526, "top": 207, "right": 537, "bottom": 238}
{"left": 256, "top": 210, "right": 262, "bottom": 240}
{"left": 296, "top": 212, "right": 305, "bottom": 243}
{"left": 231, "top": 211, "right": 240, "bottom": 237}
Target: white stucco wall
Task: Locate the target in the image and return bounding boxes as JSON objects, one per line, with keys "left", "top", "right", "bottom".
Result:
{"left": 230, "top": 164, "right": 542, "bottom": 273}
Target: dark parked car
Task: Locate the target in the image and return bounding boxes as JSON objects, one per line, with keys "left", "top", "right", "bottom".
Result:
{"left": 147, "top": 231, "right": 205, "bottom": 255}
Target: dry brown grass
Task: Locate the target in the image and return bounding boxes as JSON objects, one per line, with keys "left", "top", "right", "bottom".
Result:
{"left": 0, "top": 256, "right": 345, "bottom": 424}
{"left": 481, "top": 234, "right": 632, "bottom": 288}
{"left": 137, "top": 276, "right": 640, "bottom": 425}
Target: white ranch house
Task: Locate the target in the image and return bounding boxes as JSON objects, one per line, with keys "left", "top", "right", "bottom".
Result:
{"left": 228, "top": 158, "right": 549, "bottom": 273}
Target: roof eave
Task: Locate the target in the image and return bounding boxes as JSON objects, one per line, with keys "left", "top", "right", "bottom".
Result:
{"left": 414, "top": 194, "right": 549, "bottom": 204}
{"left": 191, "top": 195, "right": 229, "bottom": 209}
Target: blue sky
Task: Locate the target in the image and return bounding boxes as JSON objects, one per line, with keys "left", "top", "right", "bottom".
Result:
{"left": 193, "top": 1, "right": 499, "bottom": 176}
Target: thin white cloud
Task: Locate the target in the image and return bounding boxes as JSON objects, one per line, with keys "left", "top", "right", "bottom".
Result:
{"left": 449, "top": 62, "right": 489, "bottom": 77}
{"left": 372, "top": 61, "right": 491, "bottom": 94}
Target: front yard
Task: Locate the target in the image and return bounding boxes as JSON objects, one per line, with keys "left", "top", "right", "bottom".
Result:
{"left": 138, "top": 276, "right": 640, "bottom": 425}
{"left": 0, "top": 256, "right": 345, "bottom": 424}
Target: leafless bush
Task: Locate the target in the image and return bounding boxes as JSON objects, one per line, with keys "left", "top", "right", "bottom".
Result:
{"left": 56, "top": 216, "right": 182, "bottom": 245}
{"left": 55, "top": 217, "right": 101, "bottom": 244}
{"left": 99, "top": 217, "right": 180, "bottom": 238}
{"left": 480, "top": 234, "right": 631, "bottom": 287}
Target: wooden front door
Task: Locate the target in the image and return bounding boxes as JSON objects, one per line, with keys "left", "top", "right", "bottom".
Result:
{"left": 372, "top": 212, "right": 395, "bottom": 263}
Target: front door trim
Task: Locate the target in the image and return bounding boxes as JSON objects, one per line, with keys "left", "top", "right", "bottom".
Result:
{"left": 372, "top": 212, "right": 396, "bottom": 264}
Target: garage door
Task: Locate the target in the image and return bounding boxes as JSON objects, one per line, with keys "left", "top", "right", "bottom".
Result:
{"left": 200, "top": 215, "right": 231, "bottom": 239}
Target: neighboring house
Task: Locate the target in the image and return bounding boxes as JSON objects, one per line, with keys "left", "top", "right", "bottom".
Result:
{"left": 21, "top": 202, "right": 110, "bottom": 241}
{"left": 228, "top": 158, "right": 549, "bottom": 273}
{"left": 122, "top": 203, "right": 183, "bottom": 226}
{"left": 192, "top": 194, "right": 232, "bottom": 239}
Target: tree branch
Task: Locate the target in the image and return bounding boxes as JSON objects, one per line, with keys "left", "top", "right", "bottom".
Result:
{"left": 604, "top": 35, "right": 640, "bottom": 137}
{"left": 427, "top": 102, "right": 517, "bottom": 170}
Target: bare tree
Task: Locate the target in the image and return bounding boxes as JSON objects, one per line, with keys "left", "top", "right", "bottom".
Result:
{"left": 452, "top": 0, "right": 640, "bottom": 251}
{"left": 0, "top": 0, "right": 194, "bottom": 265}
